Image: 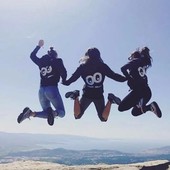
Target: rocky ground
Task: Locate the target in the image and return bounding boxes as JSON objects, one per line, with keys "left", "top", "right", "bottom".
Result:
{"left": 0, "top": 160, "right": 170, "bottom": 170}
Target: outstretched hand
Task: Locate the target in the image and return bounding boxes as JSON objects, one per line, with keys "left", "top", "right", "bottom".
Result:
{"left": 38, "top": 40, "right": 44, "bottom": 47}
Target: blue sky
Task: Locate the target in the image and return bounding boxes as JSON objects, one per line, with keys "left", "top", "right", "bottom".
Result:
{"left": 0, "top": 0, "right": 170, "bottom": 146}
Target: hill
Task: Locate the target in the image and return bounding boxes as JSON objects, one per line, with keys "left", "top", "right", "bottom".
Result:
{"left": 0, "top": 131, "right": 167, "bottom": 154}
{"left": 1, "top": 132, "right": 170, "bottom": 165}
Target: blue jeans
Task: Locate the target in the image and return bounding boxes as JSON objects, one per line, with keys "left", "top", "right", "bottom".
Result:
{"left": 35, "top": 86, "right": 65, "bottom": 119}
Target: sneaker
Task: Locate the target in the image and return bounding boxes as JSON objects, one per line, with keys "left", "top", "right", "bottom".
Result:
{"left": 108, "top": 93, "right": 121, "bottom": 105}
{"left": 150, "top": 101, "right": 162, "bottom": 118}
{"left": 65, "top": 90, "right": 80, "bottom": 100}
{"left": 17, "top": 107, "right": 32, "bottom": 123}
{"left": 47, "top": 107, "right": 54, "bottom": 126}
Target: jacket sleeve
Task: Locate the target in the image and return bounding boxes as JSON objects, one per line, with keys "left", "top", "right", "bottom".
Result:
{"left": 63, "top": 66, "right": 81, "bottom": 85}
{"left": 104, "top": 64, "right": 127, "bottom": 82}
{"left": 57, "top": 59, "right": 67, "bottom": 82}
{"left": 30, "top": 46, "right": 41, "bottom": 65}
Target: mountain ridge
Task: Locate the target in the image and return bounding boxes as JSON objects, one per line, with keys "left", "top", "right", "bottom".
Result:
{"left": 1, "top": 132, "right": 170, "bottom": 166}
{"left": 0, "top": 131, "right": 167, "bottom": 153}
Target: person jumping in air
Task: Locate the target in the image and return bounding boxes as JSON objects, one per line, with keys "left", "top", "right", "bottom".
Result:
{"left": 17, "top": 40, "right": 67, "bottom": 126}
{"left": 113, "top": 47, "right": 162, "bottom": 118}
{"left": 62, "top": 47, "right": 126, "bottom": 121}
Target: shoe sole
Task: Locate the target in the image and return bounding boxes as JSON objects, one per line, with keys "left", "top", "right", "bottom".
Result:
{"left": 65, "top": 91, "right": 79, "bottom": 100}
{"left": 108, "top": 94, "right": 121, "bottom": 105}
{"left": 152, "top": 102, "right": 162, "bottom": 118}
{"left": 47, "top": 113, "right": 54, "bottom": 126}
{"left": 65, "top": 92, "right": 73, "bottom": 98}
{"left": 17, "top": 113, "right": 24, "bottom": 123}
{"left": 17, "top": 107, "right": 30, "bottom": 123}
{"left": 113, "top": 97, "right": 121, "bottom": 105}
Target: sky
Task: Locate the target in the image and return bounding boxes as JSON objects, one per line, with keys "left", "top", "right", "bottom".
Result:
{"left": 0, "top": 0, "right": 170, "bottom": 147}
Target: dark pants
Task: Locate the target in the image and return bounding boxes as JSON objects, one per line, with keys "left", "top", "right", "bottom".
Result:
{"left": 118, "top": 86, "right": 152, "bottom": 116}
{"left": 76, "top": 96, "right": 106, "bottom": 121}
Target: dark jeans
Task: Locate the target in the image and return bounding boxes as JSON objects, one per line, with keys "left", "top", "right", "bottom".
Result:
{"left": 118, "top": 86, "right": 152, "bottom": 116}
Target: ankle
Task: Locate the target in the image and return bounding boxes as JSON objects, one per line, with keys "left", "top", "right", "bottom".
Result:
{"left": 31, "top": 112, "right": 36, "bottom": 117}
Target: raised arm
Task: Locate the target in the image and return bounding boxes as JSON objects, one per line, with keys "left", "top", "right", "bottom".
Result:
{"left": 30, "top": 40, "right": 44, "bottom": 65}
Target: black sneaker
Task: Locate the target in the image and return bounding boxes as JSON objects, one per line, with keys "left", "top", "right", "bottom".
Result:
{"left": 65, "top": 90, "right": 80, "bottom": 100}
{"left": 17, "top": 107, "right": 32, "bottom": 123}
{"left": 47, "top": 107, "right": 54, "bottom": 126}
{"left": 150, "top": 101, "right": 162, "bottom": 118}
{"left": 108, "top": 93, "right": 121, "bottom": 105}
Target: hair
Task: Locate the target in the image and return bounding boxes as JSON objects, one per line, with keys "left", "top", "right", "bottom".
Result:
{"left": 128, "top": 47, "right": 152, "bottom": 69}
{"left": 140, "top": 46, "right": 152, "bottom": 68}
{"left": 128, "top": 50, "right": 141, "bottom": 61}
{"left": 48, "top": 47, "right": 58, "bottom": 58}
{"left": 84, "top": 47, "right": 103, "bottom": 64}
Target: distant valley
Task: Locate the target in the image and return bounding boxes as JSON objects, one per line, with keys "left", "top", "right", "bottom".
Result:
{"left": 0, "top": 132, "right": 170, "bottom": 165}
{"left": 4, "top": 148, "right": 170, "bottom": 165}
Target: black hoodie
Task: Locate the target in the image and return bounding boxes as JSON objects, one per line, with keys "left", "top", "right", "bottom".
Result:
{"left": 30, "top": 46, "right": 67, "bottom": 87}
{"left": 65, "top": 59, "right": 126, "bottom": 99}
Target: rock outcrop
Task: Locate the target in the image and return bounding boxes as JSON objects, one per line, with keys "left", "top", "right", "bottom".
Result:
{"left": 0, "top": 160, "right": 170, "bottom": 170}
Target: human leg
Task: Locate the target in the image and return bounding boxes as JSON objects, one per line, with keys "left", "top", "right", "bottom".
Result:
{"left": 45, "top": 86, "right": 65, "bottom": 118}
{"left": 139, "top": 87, "right": 162, "bottom": 117}
{"left": 138, "top": 87, "right": 151, "bottom": 113}
{"left": 74, "top": 97, "right": 81, "bottom": 118}
{"left": 131, "top": 105, "right": 144, "bottom": 116}
{"left": 130, "top": 87, "right": 162, "bottom": 118}
{"left": 75, "top": 96, "right": 92, "bottom": 119}
{"left": 17, "top": 107, "right": 35, "bottom": 123}
{"left": 102, "top": 93, "right": 122, "bottom": 121}
{"left": 131, "top": 87, "right": 162, "bottom": 117}
{"left": 17, "top": 87, "right": 51, "bottom": 124}
{"left": 35, "top": 87, "right": 51, "bottom": 118}
{"left": 118, "top": 90, "right": 138, "bottom": 112}
{"left": 36, "top": 87, "right": 55, "bottom": 126}
{"left": 102, "top": 101, "right": 111, "bottom": 121}
{"left": 132, "top": 101, "right": 162, "bottom": 118}
{"left": 93, "top": 96, "right": 106, "bottom": 122}
{"left": 65, "top": 90, "right": 82, "bottom": 118}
